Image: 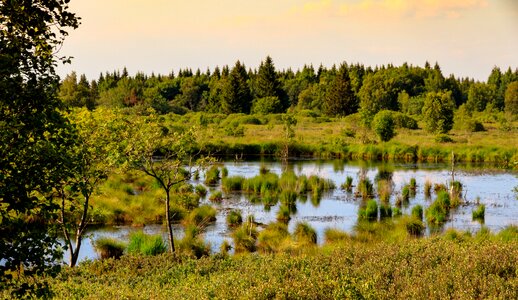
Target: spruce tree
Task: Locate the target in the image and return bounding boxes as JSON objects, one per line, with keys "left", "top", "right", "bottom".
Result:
{"left": 221, "top": 61, "right": 252, "bottom": 114}
{"left": 323, "top": 63, "right": 357, "bottom": 116}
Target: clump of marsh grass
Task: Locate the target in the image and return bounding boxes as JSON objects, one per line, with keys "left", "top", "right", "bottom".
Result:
{"left": 355, "top": 177, "right": 374, "bottom": 199}
{"left": 209, "top": 191, "right": 223, "bottom": 202}
{"left": 226, "top": 209, "right": 243, "bottom": 228}
{"left": 426, "top": 191, "right": 451, "bottom": 225}
{"left": 177, "top": 225, "right": 211, "bottom": 259}
{"left": 219, "top": 240, "right": 232, "bottom": 256}
{"left": 341, "top": 176, "right": 354, "bottom": 192}
{"left": 402, "top": 217, "right": 425, "bottom": 237}
{"left": 392, "top": 207, "right": 402, "bottom": 217}
{"left": 257, "top": 222, "right": 290, "bottom": 253}
{"left": 222, "top": 176, "right": 245, "bottom": 192}
{"left": 194, "top": 184, "right": 207, "bottom": 198}
{"left": 324, "top": 228, "right": 349, "bottom": 244}
{"left": 204, "top": 166, "right": 220, "bottom": 185}
{"left": 377, "top": 179, "right": 392, "bottom": 204}
{"left": 359, "top": 199, "right": 378, "bottom": 221}
{"left": 294, "top": 222, "right": 317, "bottom": 244}
{"left": 472, "top": 204, "right": 485, "bottom": 222}
{"left": 379, "top": 204, "right": 392, "bottom": 219}
{"left": 424, "top": 180, "right": 432, "bottom": 198}
{"left": 184, "top": 205, "right": 217, "bottom": 228}
{"left": 276, "top": 205, "right": 292, "bottom": 224}
{"left": 411, "top": 205, "right": 424, "bottom": 220}
{"left": 221, "top": 167, "right": 228, "bottom": 178}
{"left": 127, "top": 231, "right": 167, "bottom": 256}
{"left": 232, "top": 220, "right": 258, "bottom": 253}
{"left": 94, "top": 237, "right": 125, "bottom": 260}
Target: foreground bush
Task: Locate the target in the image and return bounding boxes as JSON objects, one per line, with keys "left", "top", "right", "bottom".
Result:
{"left": 45, "top": 236, "right": 517, "bottom": 299}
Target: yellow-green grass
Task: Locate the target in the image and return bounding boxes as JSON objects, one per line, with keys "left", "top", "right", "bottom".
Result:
{"left": 38, "top": 227, "right": 518, "bottom": 299}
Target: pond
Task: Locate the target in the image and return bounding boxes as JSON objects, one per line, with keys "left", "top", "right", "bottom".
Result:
{"left": 64, "top": 159, "right": 518, "bottom": 263}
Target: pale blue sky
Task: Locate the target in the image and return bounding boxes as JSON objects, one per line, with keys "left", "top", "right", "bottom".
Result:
{"left": 58, "top": 0, "right": 518, "bottom": 81}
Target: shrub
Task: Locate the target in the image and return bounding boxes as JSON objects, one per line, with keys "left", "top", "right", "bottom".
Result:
{"left": 392, "top": 207, "right": 402, "bottom": 217}
{"left": 252, "top": 96, "right": 283, "bottom": 114}
{"left": 127, "top": 231, "right": 167, "bottom": 256}
{"left": 294, "top": 222, "right": 317, "bottom": 244}
{"left": 472, "top": 204, "right": 485, "bottom": 222}
{"left": 94, "top": 237, "right": 125, "bottom": 260}
{"left": 226, "top": 210, "right": 243, "bottom": 228}
{"left": 372, "top": 110, "right": 396, "bottom": 142}
{"left": 435, "top": 134, "right": 454, "bottom": 143}
{"left": 392, "top": 112, "right": 418, "bottom": 129}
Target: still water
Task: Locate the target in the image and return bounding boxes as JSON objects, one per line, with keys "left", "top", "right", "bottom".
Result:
{"left": 65, "top": 159, "right": 518, "bottom": 263}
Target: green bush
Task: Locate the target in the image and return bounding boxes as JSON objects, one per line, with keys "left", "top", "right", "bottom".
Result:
{"left": 252, "top": 96, "right": 283, "bottom": 114}
{"left": 372, "top": 110, "right": 396, "bottom": 142}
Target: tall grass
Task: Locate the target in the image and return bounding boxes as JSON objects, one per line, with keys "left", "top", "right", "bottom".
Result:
{"left": 426, "top": 191, "right": 451, "bottom": 225}
{"left": 257, "top": 222, "right": 290, "bottom": 253}
{"left": 294, "top": 222, "right": 317, "bottom": 244}
{"left": 184, "top": 205, "right": 217, "bottom": 228}
{"left": 472, "top": 204, "right": 485, "bottom": 222}
{"left": 359, "top": 199, "right": 378, "bottom": 221}
{"left": 226, "top": 210, "right": 243, "bottom": 228}
{"left": 205, "top": 167, "right": 221, "bottom": 185}
{"left": 356, "top": 177, "right": 374, "bottom": 199}
{"left": 127, "top": 231, "right": 167, "bottom": 256}
{"left": 93, "top": 237, "right": 125, "bottom": 260}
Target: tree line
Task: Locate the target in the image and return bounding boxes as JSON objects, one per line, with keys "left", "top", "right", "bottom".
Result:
{"left": 59, "top": 58, "right": 518, "bottom": 122}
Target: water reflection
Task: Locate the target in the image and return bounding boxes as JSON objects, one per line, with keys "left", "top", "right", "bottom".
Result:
{"left": 70, "top": 159, "right": 518, "bottom": 263}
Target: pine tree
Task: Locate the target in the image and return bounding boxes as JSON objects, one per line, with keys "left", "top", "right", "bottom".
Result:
{"left": 323, "top": 64, "right": 357, "bottom": 116}
{"left": 221, "top": 61, "right": 252, "bottom": 114}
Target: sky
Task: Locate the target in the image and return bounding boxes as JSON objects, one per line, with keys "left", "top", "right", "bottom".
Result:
{"left": 57, "top": 0, "right": 518, "bottom": 81}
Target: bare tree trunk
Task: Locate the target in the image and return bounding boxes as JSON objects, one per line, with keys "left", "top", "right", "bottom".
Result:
{"left": 69, "top": 195, "right": 90, "bottom": 267}
{"left": 165, "top": 190, "right": 175, "bottom": 253}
